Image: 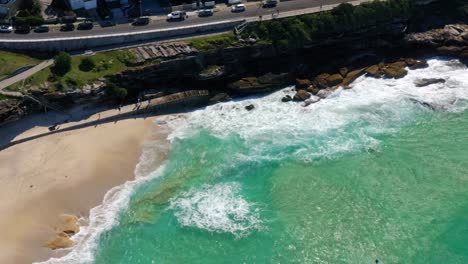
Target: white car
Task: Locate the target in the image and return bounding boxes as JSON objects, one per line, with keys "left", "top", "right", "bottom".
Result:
{"left": 231, "top": 4, "right": 246, "bottom": 12}
{"left": 0, "top": 25, "right": 13, "bottom": 33}
{"left": 167, "top": 11, "right": 187, "bottom": 21}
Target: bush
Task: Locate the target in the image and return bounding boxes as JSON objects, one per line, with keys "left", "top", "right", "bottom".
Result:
{"left": 19, "top": 0, "right": 41, "bottom": 16}
{"left": 52, "top": 52, "right": 71, "bottom": 76}
{"left": 79, "top": 57, "right": 96, "bottom": 72}
{"left": 105, "top": 82, "right": 127, "bottom": 99}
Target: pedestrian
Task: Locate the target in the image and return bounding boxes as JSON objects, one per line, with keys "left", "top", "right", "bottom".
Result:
{"left": 259, "top": 15, "right": 262, "bottom": 21}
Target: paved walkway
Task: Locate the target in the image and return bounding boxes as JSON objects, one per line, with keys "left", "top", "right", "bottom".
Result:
{"left": 0, "top": 59, "right": 53, "bottom": 95}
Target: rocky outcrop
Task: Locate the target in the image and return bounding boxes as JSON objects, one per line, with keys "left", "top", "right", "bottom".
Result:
{"left": 130, "top": 43, "right": 198, "bottom": 64}
{"left": 228, "top": 73, "right": 291, "bottom": 94}
{"left": 405, "top": 24, "right": 468, "bottom": 48}
{"left": 45, "top": 214, "right": 80, "bottom": 250}
{"left": 0, "top": 100, "right": 25, "bottom": 125}
{"left": 383, "top": 61, "right": 408, "bottom": 79}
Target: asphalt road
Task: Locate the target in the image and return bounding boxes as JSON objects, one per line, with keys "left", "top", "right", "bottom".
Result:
{"left": 0, "top": 0, "right": 350, "bottom": 40}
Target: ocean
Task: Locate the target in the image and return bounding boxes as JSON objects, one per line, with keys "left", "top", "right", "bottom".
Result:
{"left": 43, "top": 58, "right": 468, "bottom": 264}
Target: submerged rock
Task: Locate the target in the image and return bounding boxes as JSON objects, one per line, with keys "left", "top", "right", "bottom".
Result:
{"left": 303, "top": 96, "right": 321, "bottom": 106}
{"left": 45, "top": 232, "right": 75, "bottom": 250}
{"left": 293, "top": 89, "right": 311, "bottom": 102}
{"left": 414, "top": 78, "right": 446, "bottom": 87}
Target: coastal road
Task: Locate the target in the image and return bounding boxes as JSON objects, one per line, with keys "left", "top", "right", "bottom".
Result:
{"left": 0, "top": 0, "right": 353, "bottom": 40}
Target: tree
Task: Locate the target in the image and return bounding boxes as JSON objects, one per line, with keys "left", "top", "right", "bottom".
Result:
{"left": 79, "top": 57, "right": 96, "bottom": 72}
{"left": 52, "top": 52, "right": 71, "bottom": 76}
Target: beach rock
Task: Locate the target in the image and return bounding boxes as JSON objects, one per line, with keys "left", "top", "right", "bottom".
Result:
{"left": 293, "top": 89, "right": 311, "bottom": 102}
{"left": 383, "top": 61, "right": 408, "bottom": 79}
{"left": 365, "top": 65, "right": 382, "bottom": 78}
{"left": 303, "top": 96, "right": 321, "bottom": 106}
{"left": 281, "top": 95, "right": 293, "bottom": 102}
{"left": 245, "top": 104, "right": 255, "bottom": 111}
{"left": 295, "top": 79, "right": 311, "bottom": 89}
{"left": 317, "top": 89, "right": 332, "bottom": 99}
{"left": 45, "top": 232, "right": 74, "bottom": 250}
{"left": 414, "top": 78, "right": 446, "bottom": 87}
{"left": 58, "top": 214, "right": 80, "bottom": 235}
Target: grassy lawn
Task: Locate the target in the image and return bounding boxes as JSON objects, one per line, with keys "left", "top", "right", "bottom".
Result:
{"left": 0, "top": 51, "right": 40, "bottom": 80}
{"left": 9, "top": 50, "right": 135, "bottom": 92}
{"left": 187, "top": 33, "right": 238, "bottom": 51}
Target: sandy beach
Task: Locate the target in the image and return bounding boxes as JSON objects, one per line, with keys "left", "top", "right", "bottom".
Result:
{"left": 0, "top": 109, "right": 168, "bottom": 264}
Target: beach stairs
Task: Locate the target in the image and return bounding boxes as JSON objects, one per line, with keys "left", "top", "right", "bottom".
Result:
{"left": 234, "top": 20, "right": 249, "bottom": 35}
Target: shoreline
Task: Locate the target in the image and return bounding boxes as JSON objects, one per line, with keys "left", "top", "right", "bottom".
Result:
{"left": 0, "top": 108, "right": 171, "bottom": 264}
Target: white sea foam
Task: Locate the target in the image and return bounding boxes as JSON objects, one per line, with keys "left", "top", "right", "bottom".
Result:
{"left": 169, "top": 58, "right": 468, "bottom": 161}
{"left": 39, "top": 58, "right": 468, "bottom": 263}
{"left": 168, "top": 182, "right": 262, "bottom": 237}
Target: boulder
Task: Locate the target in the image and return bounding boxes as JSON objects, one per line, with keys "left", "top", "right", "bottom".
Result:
{"left": 383, "top": 61, "right": 408, "bottom": 79}
{"left": 57, "top": 214, "right": 80, "bottom": 236}
{"left": 326, "top": 74, "right": 344, "bottom": 87}
{"left": 245, "top": 104, "right": 255, "bottom": 111}
{"left": 295, "top": 79, "right": 311, "bottom": 89}
{"left": 293, "top": 89, "right": 311, "bottom": 102}
{"left": 409, "top": 60, "right": 429, "bottom": 70}
{"left": 314, "top": 73, "right": 331, "bottom": 89}
{"left": 303, "top": 96, "right": 321, "bottom": 106}
{"left": 306, "top": 85, "right": 320, "bottom": 95}
{"left": 414, "top": 78, "right": 446, "bottom": 87}
{"left": 342, "top": 68, "right": 366, "bottom": 86}
{"left": 365, "top": 65, "right": 382, "bottom": 78}
{"left": 281, "top": 95, "right": 293, "bottom": 102}
{"left": 317, "top": 89, "right": 332, "bottom": 99}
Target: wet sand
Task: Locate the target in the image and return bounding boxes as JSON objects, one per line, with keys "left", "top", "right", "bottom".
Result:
{"left": 0, "top": 113, "right": 164, "bottom": 263}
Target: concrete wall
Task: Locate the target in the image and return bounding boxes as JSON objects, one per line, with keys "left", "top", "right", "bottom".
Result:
{"left": 0, "top": 20, "right": 243, "bottom": 51}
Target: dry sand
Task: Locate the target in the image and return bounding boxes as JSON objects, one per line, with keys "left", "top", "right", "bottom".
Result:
{"left": 0, "top": 111, "right": 167, "bottom": 264}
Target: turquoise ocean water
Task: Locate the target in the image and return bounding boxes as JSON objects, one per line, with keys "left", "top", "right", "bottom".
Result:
{"left": 43, "top": 59, "right": 468, "bottom": 264}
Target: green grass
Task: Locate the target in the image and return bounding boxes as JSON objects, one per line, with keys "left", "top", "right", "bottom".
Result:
{"left": 0, "top": 51, "right": 40, "bottom": 79}
{"left": 187, "top": 33, "right": 238, "bottom": 51}
{"left": 9, "top": 50, "right": 135, "bottom": 92}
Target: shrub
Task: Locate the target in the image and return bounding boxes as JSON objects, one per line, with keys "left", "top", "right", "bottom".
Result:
{"left": 105, "top": 82, "right": 128, "bottom": 99}
{"left": 79, "top": 57, "right": 96, "bottom": 72}
{"left": 52, "top": 52, "right": 71, "bottom": 76}
{"left": 14, "top": 16, "right": 44, "bottom": 26}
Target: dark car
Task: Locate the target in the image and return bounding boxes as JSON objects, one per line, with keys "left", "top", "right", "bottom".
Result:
{"left": 60, "top": 23, "right": 75, "bottom": 31}
{"left": 198, "top": 9, "right": 213, "bottom": 17}
{"left": 78, "top": 21, "right": 94, "bottom": 30}
{"left": 15, "top": 25, "right": 31, "bottom": 34}
{"left": 101, "top": 20, "right": 116, "bottom": 27}
{"left": 34, "top": 25, "right": 49, "bottom": 33}
{"left": 132, "top": 16, "right": 150, "bottom": 26}
{"left": 262, "top": 0, "right": 278, "bottom": 8}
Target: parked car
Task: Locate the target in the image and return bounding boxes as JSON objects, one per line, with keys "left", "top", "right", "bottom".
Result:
{"left": 0, "top": 25, "right": 13, "bottom": 33}
{"left": 15, "top": 25, "right": 31, "bottom": 34}
{"left": 167, "top": 11, "right": 187, "bottom": 21}
{"left": 34, "top": 25, "right": 49, "bottom": 33}
{"left": 228, "top": 0, "right": 241, "bottom": 5}
{"left": 198, "top": 9, "right": 214, "bottom": 17}
{"left": 78, "top": 20, "right": 94, "bottom": 30}
{"left": 231, "top": 4, "right": 246, "bottom": 12}
{"left": 101, "top": 20, "right": 116, "bottom": 27}
{"left": 262, "top": 0, "right": 278, "bottom": 8}
{"left": 60, "top": 23, "right": 75, "bottom": 31}
{"left": 132, "top": 16, "right": 150, "bottom": 26}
